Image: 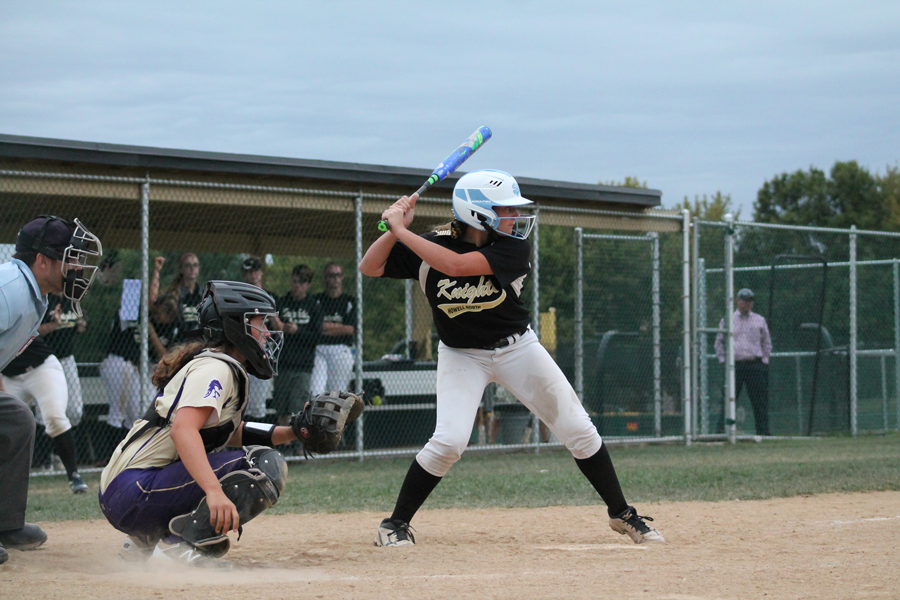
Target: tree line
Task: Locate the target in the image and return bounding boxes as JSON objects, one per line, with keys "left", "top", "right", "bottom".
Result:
{"left": 678, "top": 161, "right": 900, "bottom": 230}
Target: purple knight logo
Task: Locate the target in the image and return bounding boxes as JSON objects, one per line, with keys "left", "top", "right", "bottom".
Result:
{"left": 204, "top": 379, "right": 223, "bottom": 399}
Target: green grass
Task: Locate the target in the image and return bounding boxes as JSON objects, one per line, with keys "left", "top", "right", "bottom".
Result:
{"left": 25, "top": 433, "right": 900, "bottom": 522}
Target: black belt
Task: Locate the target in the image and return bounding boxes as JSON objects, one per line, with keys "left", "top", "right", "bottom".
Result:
{"left": 736, "top": 357, "right": 763, "bottom": 364}
{"left": 482, "top": 327, "right": 529, "bottom": 350}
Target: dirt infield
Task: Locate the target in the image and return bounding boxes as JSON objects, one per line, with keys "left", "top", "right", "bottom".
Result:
{"left": 2, "top": 491, "right": 898, "bottom": 600}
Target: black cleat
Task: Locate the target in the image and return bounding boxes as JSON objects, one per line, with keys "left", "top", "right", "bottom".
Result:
{"left": 0, "top": 523, "right": 48, "bottom": 550}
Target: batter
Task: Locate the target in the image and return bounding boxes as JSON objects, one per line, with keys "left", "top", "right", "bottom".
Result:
{"left": 360, "top": 169, "right": 664, "bottom": 546}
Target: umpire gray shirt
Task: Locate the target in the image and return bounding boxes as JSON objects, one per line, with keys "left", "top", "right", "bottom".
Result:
{"left": 0, "top": 259, "right": 48, "bottom": 370}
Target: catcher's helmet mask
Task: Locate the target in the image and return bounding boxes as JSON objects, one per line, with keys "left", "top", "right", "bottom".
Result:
{"left": 16, "top": 215, "right": 103, "bottom": 317}
{"left": 451, "top": 170, "right": 535, "bottom": 240}
{"left": 198, "top": 281, "right": 282, "bottom": 379}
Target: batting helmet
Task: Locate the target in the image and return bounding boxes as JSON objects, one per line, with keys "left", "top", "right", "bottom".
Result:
{"left": 198, "top": 281, "right": 282, "bottom": 379}
{"left": 451, "top": 170, "right": 535, "bottom": 240}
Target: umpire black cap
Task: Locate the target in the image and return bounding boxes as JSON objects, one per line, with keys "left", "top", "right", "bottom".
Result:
{"left": 737, "top": 288, "right": 755, "bottom": 300}
{"left": 16, "top": 215, "right": 76, "bottom": 260}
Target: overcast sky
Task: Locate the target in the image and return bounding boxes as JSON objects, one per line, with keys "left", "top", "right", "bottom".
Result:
{"left": 2, "top": 1, "right": 898, "bottom": 217}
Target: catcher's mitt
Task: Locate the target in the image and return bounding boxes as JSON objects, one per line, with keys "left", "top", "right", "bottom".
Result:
{"left": 289, "top": 390, "right": 365, "bottom": 456}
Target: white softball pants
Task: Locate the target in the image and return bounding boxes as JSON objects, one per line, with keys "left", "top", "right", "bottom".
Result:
{"left": 100, "top": 354, "right": 146, "bottom": 429}
{"left": 311, "top": 344, "right": 354, "bottom": 395}
{"left": 59, "top": 354, "right": 84, "bottom": 427}
{"left": 1, "top": 355, "right": 72, "bottom": 438}
{"left": 417, "top": 330, "right": 602, "bottom": 477}
{"left": 245, "top": 372, "right": 273, "bottom": 418}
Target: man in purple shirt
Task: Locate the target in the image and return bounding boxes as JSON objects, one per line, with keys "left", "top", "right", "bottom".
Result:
{"left": 715, "top": 288, "right": 773, "bottom": 436}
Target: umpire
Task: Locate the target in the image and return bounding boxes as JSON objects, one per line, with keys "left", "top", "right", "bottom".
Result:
{"left": 0, "top": 215, "right": 102, "bottom": 565}
{"left": 715, "top": 288, "right": 773, "bottom": 436}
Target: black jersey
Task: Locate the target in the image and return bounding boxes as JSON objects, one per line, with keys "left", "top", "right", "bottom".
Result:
{"left": 2, "top": 294, "right": 80, "bottom": 376}
{"left": 382, "top": 231, "right": 531, "bottom": 349}
{"left": 40, "top": 294, "right": 80, "bottom": 358}
{"left": 152, "top": 319, "right": 180, "bottom": 358}
{"left": 314, "top": 293, "right": 357, "bottom": 346}
{"left": 106, "top": 314, "right": 177, "bottom": 366}
{"left": 2, "top": 337, "right": 53, "bottom": 376}
{"left": 106, "top": 315, "right": 140, "bottom": 365}
{"left": 276, "top": 293, "right": 322, "bottom": 370}
{"left": 176, "top": 284, "right": 203, "bottom": 340}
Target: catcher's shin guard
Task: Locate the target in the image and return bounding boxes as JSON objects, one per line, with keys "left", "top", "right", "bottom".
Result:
{"left": 169, "top": 451, "right": 286, "bottom": 550}
{"left": 243, "top": 446, "right": 288, "bottom": 494}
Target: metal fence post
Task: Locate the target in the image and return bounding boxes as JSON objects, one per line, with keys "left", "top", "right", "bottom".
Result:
{"left": 682, "top": 210, "right": 692, "bottom": 444}
{"left": 850, "top": 226, "right": 858, "bottom": 436}
{"left": 795, "top": 355, "right": 803, "bottom": 434}
{"left": 355, "top": 194, "right": 365, "bottom": 460}
{"left": 724, "top": 214, "right": 736, "bottom": 444}
{"left": 691, "top": 215, "right": 701, "bottom": 441}
{"left": 574, "top": 227, "right": 584, "bottom": 403}
{"left": 531, "top": 205, "right": 541, "bottom": 450}
{"left": 650, "top": 232, "right": 661, "bottom": 438}
{"left": 699, "top": 258, "right": 709, "bottom": 435}
{"left": 139, "top": 178, "right": 150, "bottom": 411}
{"left": 895, "top": 259, "right": 900, "bottom": 430}
{"left": 532, "top": 204, "right": 541, "bottom": 335}
{"left": 404, "top": 280, "right": 413, "bottom": 359}
{"left": 881, "top": 355, "right": 888, "bottom": 431}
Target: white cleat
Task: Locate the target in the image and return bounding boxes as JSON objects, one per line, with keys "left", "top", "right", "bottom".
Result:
{"left": 117, "top": 535, "right": 157, "bottom": 562}
{"left": 374, "top": 518, "right": 416, "bottom": 547}
{"left": 154, "top": 540, "right": 233, "bottom": 570}
{"left": 609, "top": 506, "right": 665, "bottom": 544}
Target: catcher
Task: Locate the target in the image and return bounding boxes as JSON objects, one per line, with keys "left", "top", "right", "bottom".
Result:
{"left": 98, "top": 280, "right": 363, "bottom": 568}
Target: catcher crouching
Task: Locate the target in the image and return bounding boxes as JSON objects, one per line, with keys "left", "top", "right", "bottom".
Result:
{"left": 98, "top": 281, "right": 363, "bottom": 568}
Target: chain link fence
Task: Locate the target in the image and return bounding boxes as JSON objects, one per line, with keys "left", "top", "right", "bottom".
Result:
{"left": 8, "top": 165, "right": 896, "bottom": 483}
{"left": 568, "top": 217, "right": 690, "bottom": 443}
{"left": 2, "top": 169, "right": 690, "bottom": 481}
{"left": 693, "top": 218, "right": 900, "bottom": 441}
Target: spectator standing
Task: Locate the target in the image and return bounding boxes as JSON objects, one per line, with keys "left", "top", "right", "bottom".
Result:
{"left": 715, "top": 288, "right": 773, "bottom": 436}
{"left": 311, "top": 262, "right": 357, "bottom": 395}
{"left": 168, "top": 252, "right": 203, "bottom": 340}
{"left": 241, "top": 257, "right": 277, "bottom": 421}
{"left": 272, "top": 265, "right": 322, "bottom": 427}
{"left": 0, "top": 215, "right": 102, "bottom": 563}
{"left": 1, "top": 294, "right": 89, "bottom": 493}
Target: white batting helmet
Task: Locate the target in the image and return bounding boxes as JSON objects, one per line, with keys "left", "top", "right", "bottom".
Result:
{"left": 451, "top": 170, "right": 535, "bottom": 240}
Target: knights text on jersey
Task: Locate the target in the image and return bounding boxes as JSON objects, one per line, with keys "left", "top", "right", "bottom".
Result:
{"left": 382, "top": 231, "right": 531, "bottom": 348}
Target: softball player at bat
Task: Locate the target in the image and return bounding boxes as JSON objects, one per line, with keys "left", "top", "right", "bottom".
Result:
{"left": 360, "top": 169, "right": 664, "bottom": 546}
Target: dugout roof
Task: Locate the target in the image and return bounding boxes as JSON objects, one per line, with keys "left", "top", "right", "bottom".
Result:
{"left": 0, "top": 133, "right": 671, "bottom": 256}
